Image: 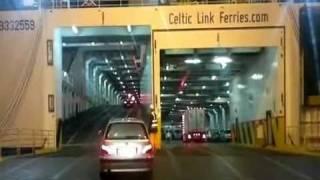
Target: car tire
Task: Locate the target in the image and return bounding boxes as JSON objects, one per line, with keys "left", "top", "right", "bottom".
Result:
{"left": 143, "top": 170, "right": 153, "bottom": 180}
{"left": 99, "top": 171, "right": 108, "bottom": 180}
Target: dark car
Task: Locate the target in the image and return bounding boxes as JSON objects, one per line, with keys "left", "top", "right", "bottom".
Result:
{"left": 183, "top": 131, "right": 207, "bottom": 143}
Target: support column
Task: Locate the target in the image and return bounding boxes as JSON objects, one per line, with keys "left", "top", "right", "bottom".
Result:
{"left": 111, "top": 88, "right": 115, "bottom": 105}
{"left": 208, "top": 112, "right": 215, "bottom": 130}
{"left": 219, "top": 106, "right": 226, "bottom": 130}
{"left": 92, "top": 67, "right": 101, "bottom": 105}
{"left": 107, "top": 84, "right": 112, "bottom": 105}
{"left": 98, "top": 74, "right": 104, "bottom": 104}
{"left": 212, "top": 109, "right": 219, "bottom": 130}
{"left": 103, "top": 80, "right": 108, "bottom": 103}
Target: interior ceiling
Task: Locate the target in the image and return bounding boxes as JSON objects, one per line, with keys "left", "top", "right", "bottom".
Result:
{"left": 160, "top": 48, "right": 263, "bottom": 115}
{"left": 62, "top": 26, "right": 150, "bottom": 99}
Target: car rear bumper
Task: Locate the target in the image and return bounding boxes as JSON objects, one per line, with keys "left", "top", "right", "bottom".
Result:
{"left": 184, "top": 138, "right": 207, "bottom": 143}
{"left": 100, "top": 159, "right": 153, "bottom": 173}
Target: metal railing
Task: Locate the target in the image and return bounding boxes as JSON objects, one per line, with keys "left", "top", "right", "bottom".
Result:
{"left": 0, "top": 0, "right": 313, "bottom": 11}
{"left": 38, "top": 0, "right": 281, "bottom": 9}
{"left": 301, "top": 121, "right": 320, "bottom": 150}
{"left": 0, "top": 129, "right": 55, "bottom": 158}
{"left": 286, "top": 125, "right": 299, "bottom": 146}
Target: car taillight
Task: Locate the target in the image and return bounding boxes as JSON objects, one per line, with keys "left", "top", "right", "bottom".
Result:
{"left": 142, "top": 144, "right": 153, "bottom": 153}
{"left": 202, "top": 134, "right": 206, "bottom": 139}
{"left": 187, "top": 134, "right": 192, "bottom": 139}
{"left": 142, "top": 143, "right": 154, "bottom": 158}
{"left": 100, "top": 144, "right": 110, "bottom": 157}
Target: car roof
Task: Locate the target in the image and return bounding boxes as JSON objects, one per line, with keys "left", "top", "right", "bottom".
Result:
{"left": 108, "top": 117, "right": 145, "bottom": 124}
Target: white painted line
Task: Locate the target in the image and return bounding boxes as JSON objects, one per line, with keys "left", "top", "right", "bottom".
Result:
{"left": 165, "top": 147, "right": 182, "bottom": 179}
{"left": 214, "top": 155, "right": 244, "bottom": 179}
{"left": 51, "top": 158, "right": 84, "bottom": 180}
{"left": 5, "top": 157, "right": 41, "bottom": 174}
{"left": 263, "top": 156, "right": 313, "bottom": 180}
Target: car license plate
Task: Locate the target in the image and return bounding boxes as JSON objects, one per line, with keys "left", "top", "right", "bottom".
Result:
{"left": 118, "top": 147, "right": 136, "bottom": 157}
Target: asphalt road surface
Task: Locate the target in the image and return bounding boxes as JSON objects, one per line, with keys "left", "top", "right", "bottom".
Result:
{"left": 1, "top": 107, "right": 320, "bottom": 180}
{"left": 1, "top": 142, "right": 320, "bottom": 180}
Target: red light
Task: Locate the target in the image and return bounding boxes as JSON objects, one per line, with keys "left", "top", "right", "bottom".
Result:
{"left": 143, "top": 143, "right": 154, "bottom": 158}
{"left": 100, "top": 144, "right": 110, "bottom": 157}
{"left": 100, "top": 148, "right": 109, "bottom": 157}
{"left": 145, "top": 148, "right": 153, "bottom": 155}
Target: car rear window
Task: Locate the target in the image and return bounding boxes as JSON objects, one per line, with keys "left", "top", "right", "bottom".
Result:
{"left": 106, "top": 122, "right": 148, "bottom": 140}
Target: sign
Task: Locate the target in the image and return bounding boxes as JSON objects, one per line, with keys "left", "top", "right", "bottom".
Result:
{"left": 168, "top": 11, "right": 269, "bottom": 25}
{"left": 0, "top": 19, "right": 35, "bottom": 32}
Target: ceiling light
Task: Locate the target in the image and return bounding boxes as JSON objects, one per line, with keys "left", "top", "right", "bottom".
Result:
{"left": 120, "top": 81, "right": 123, "bottom": 84}
{"left": 91, "top": 42, "right": 95, "bottom": 46}
{"left": 185, "top": 58, "right": 201, "bottom": 64}
{"left": 127, "top": 25, "right": 132, "bottom": 33}
{"left": 210, "top": 104, "right": 213, "bottom": 107}
{"left": 105, "top": 58, "right": 109, "bottom": 63}
{"left": 190, "top": 101, "right": 193, "bottom": 104}
{"left": 272, "top": 61, "right": 278, "bottom": 67}
{"left": 211, "top": 75, "right": 217, "bottom": 80}
{"left": 166, "top": 64, "right": 169, "bottom": 71}
{"left": 133, "top": 86, "right": 136, "bottom": 88}
{"left": 124, "top": 64, "right": 128, "bottom": 68}
{"left": 202, "top": 86, "right": 206, "bottom": 89}
{"left": 226, "top": 90, "right": 230, "bottom": 94}
{"left": 213, "top": 56, "right": 232, "bottom": 64}
{"left": 175, "top": 97, "right": 180, "bottom": 101}
{"left": 179, "top": 91, "right": 183, "bottom": 94}
{"left": 72, "top": 25, "right": 79, "bottom": 34}
{"left": 63, "top": 71, "right": 68, "bottom": 77}
{"left": 123, "top": 90, "right": 126, "bottom": 93}
{"left": 110, "top": 67, "right": 113, "bottom": 71}
{"left": 127, "top": 70, "right": 130, "bottom": 73}
{"left": 174, "top": 104, "right": 177, "bottom": 107}
{"left": 62, "top": 43, "right": 67, "bottom": 47}
{"left": 196, "top": 93, "right": 199, "bottom": 96}
{"left": 130, "top": 75, "right": 133, "bottom": 79}
{"left": 121, "top": 54, "right": 124, "bottom": 60}
{"left": 184, "top": 83, "right": 187, "bottom": 87}
{"left": 164, "top": 76, "right": 167, "bottom": 81}
{"left": 224, "top": 82, "right": 230, "bottom": 87}
{"left": 251, "top": 73, "right": 264, "bottom": 80}
{"left": 213, "top": 56, "right": 232, "bottom": 69}
{"left": 120, "top": 41, "right": 123, "bottom": 45}
{"left": 162, "top": 86, "right": 165, "bottom": 90}
{"left": 122, "top": 85, "right": 125, "bottom": 88}
{"left": 113, "top": 72, "right": 117, "bottom": 75}
{"left": 237, "top": 84, "right": 246, "bottom": 89}
{"left": 131, "top": 82, "right": 134, "bottom": 85}
{"left": 227, "top": 101, "right": 230, "bottom": 104}
{"left": 117, "top": 77, "right": 120, "bottom": 80}
{"left": 23, "top": 0, "right": 35, "bottom": 6}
